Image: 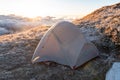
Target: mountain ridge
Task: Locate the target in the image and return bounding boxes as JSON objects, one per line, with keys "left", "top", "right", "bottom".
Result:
{"left": 74, "top": 2, "right": 120, "bottom": 45}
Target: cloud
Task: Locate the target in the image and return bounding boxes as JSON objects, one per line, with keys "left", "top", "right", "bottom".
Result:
{"left": 0, "top": 15, "right": 73, "bottom": 35}
{"left": 0, "top": 15, "right": 35, "bottom": 34}
{"left": 0, "top": 27, "right": 10, "bottom": 35}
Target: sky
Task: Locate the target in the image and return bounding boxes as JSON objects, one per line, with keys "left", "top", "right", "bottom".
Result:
{"left": 0, "top": 0, "right": 120, "bottom": 18}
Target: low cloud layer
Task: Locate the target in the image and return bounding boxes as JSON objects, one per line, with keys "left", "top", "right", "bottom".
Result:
{"left": 0, "top": 27, "right": 10, "bottom": 35}
{"left": 0, "top": 15, "right": 72, "bottom": 35}
{"left": 0, "top": 15, "right": 34, "bottom": 35}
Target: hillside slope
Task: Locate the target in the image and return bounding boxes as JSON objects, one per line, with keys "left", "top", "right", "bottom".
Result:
{"left": 74, "top": 3, "right": 120, "bottom": 45}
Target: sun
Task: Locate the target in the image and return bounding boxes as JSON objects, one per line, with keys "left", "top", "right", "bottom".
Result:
{"left": 0, "top": 0, "right": 84, "bottom": 18}
{"left": 15, "top": 0, "right": 53, "bottom": 18}
{"left": 0, "top": 0, "right": 57, "bottom": 18}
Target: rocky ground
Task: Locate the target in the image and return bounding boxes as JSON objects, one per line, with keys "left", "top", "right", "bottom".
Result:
{"left": 0, "top": 25, "right": 119, "bottom": 80}
{"left": 74, "top": 3, "right": 120, "bottom": 46}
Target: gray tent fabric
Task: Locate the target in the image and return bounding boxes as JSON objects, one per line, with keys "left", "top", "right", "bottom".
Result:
{"left": 106, "top": 62, "right": 120, "bottom": 80}
{"left": 32, "top": 21, "right": 99, "bottom": 69}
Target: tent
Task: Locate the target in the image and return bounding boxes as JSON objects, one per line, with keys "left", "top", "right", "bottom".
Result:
{"left": 32, "top": 21, "right": 99, "bottom": 69}
{"left": 106, "top": 62, "right": 120, "bottom": 80}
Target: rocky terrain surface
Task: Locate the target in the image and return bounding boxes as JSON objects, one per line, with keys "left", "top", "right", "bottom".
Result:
{"left": 74, "top": 3, "right": 120, "bottom": 46}
{"left": 0, "top": 2, "right": 120, "bottom": 80}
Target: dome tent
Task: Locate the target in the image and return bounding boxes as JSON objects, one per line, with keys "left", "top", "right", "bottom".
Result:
{"left": 32, "top": 21, "right": 99, "bottom": 69}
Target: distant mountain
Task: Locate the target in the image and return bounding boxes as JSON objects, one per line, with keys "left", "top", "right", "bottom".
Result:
{"left": 74, "top": 3, "right": 120, "bottom": 45}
